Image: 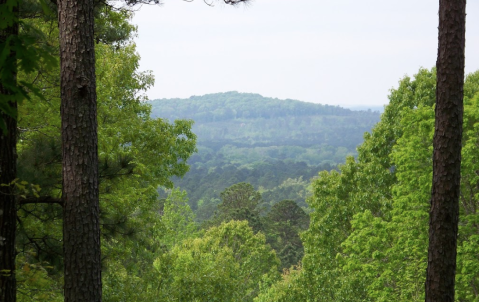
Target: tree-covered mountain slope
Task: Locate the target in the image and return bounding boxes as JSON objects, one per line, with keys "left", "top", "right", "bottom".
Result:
{"left": 149, "top": 92, "right": 381, "bottom": 215}
{"left": 149, "top": 91, "right": 381, "bottom": 167}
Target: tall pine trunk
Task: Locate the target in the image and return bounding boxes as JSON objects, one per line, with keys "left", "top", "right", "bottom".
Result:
{"left": 57, "top": 0, "right": 101, "bottom": 299}
{"left": 0, "top": 93, "right": 18, "bottom": 302}
{"left": 0, "top": 108, "right": 17, "bottom": 302}
{"left": 0, "top": 0, "right": 18, "bottom": 299}
{"left": 425, "top": 1, "right": 466, "bottom": 301}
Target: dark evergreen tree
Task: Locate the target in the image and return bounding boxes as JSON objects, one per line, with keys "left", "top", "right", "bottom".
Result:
{"left": 264, "top": 200, "right": 309, "bottom": 269}
{"left": 207, "top": 182, "right": 263, "bottom": 232}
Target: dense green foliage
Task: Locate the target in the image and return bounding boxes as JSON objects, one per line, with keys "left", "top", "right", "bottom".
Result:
{"left": 175, "top": 160, "right": 332, "bottom": 219}
{"left": 0, "top": 0, "right": 56, "bottom": 131}
{"left": 9, "top": 2, "right": 479, "bottom": 300}
{"left": 13, "top": 11, "right": 198, "bottom": 300}
{"left": 206, "top": 182, "right": 263, "bottom": 231}
{"left": 154, "top": 220, "right": 280, "bottom": 302}
{"left": 151, "top": 92, "right": 380, "bottom": 218}
{"left": 264, "top": 200, "right": 309, "bottom": 270}
{"left": 11, "top": 9, "right": 306, "bottom": 301}
{"left": 201, "top": 183, "right": 309, "bottom": 270}
{"left": 255, "top": 68, "right": 479, "bottom": 302}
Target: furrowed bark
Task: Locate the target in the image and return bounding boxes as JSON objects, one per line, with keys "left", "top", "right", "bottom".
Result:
{"left": 425, "top": 1, "right": 466, "bottom": 301}
{"left": 58, "top": 0, "right": 102, "bottom": 299}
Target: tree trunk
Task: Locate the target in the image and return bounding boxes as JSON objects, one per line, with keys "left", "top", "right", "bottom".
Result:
{"left": 0, "top": 0, "right": 18, "bottom": 299}
{"left": 57, "top": 0, "right": 101, "bottom": 299}
{"left": 425, "top": 1, "right": 466, "bottom": 301}
{"left": 0, "top": 103, "right": 18, "bottom": 302}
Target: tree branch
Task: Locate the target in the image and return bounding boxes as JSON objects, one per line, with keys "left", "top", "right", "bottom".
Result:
{"left": 19, "top": 196, "right": 62, "bottom": 205}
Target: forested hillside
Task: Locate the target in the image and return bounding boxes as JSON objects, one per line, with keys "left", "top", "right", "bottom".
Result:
{"left": 150, "top": 92, "right": 380, "bottom": 165}
{"left": 255, "top": 68, "right": 479, "bottom": 301}
{"left": 149, "top": 92, "right": 381, "bottom": 215}
{"left": 3, "top": 0, "right": 477, "bottom": 300}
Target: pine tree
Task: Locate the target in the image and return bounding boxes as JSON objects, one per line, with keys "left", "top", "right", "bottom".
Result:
{"left": 426, "top": 1, "right": 466, "bottom": 301}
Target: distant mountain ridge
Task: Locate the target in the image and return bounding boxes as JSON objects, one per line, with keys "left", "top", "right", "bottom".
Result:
{"left": 148, "top": 91, "right": 381, "bottom": 214}
{"left": 149, "top": 91, "right": 380, "bottom": 159}
{"left": 150, "top": 91, "right": 372, "bottom": 122}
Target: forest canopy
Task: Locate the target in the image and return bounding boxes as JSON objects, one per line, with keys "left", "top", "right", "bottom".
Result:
{"left": 2, "top": 0, "right": 478, "bottom": 300}
{"left": 150, "top": 92, "right": 381, "bottom": 217}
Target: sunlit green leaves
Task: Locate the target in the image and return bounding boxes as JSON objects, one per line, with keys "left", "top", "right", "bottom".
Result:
{"left": 286, "top": 68, "right": 479, "bottom": 302}
{"left": 15, "top": 13, "right": 196, "bottom": 300}
{"left": 154, "top": 220, "right": 280, "bottom": 302}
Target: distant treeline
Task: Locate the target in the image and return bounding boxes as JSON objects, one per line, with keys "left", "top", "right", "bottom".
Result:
{"left": 150, "top": 91, "right": 379, "bottom": 122}
{"left": 149, "top": 91, "right": 381, "bottom": 165}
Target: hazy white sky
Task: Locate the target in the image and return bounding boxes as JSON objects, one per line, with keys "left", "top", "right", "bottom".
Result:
{"left": 132, "top": 0, "right": 479, "bottom": 106}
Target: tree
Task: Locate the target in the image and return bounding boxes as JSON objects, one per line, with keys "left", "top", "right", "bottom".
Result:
{"left": 55, "top": 0, "right": 251, "bottom": 300}
{"left": 0, "top": 118, "right": 17, "bottom": 302}
{"left": 207, "top": 182, "right": 263, "bottom": 232}
{"left": 254, "top": 265, "right": 306, "bottom": 302}
{"left": 1, "top": 1, "right": 56, "bottom": 298}
{"left": 297, "top": 69, "right": 438, "bottom": 301}
{"left": 341, "top": 104, "right": 435, "bottom": 301}
{"left": 57, "top": 0, "right": 102, "bottom": 300}
{"left": 1, "top": 0, "right": 21, "bottom": 299}
{"left": 264, "top": 200, "right": 309, "bottom": 269}
{"left": 14, "top": 34, "right": 198, "bottom": 299}
{"left": 254, "top": 68, "right": 479, "bottom": 301}
{"left": 220, "top": 182, "right": 261, "bottom": 212}
{"left": 153, "top": 220, "right": 280, "bottom": 302}
{"left": 0, "top": 2, "right": 18, "bottom": 299}
{"left": 426, "top": 1, "right": 466, "bottom": 301}
{"left": 160, "top": 188, "right": 198, "bottom": 248}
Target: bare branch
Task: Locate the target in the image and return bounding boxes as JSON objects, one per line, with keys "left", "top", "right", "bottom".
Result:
{"left": 113, "top": 0, "right": 251, "bottom": 8}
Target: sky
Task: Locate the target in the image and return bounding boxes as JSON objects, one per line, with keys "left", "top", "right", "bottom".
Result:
{"left": 131, "top": 0, "right": 479, "bottom": 107}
